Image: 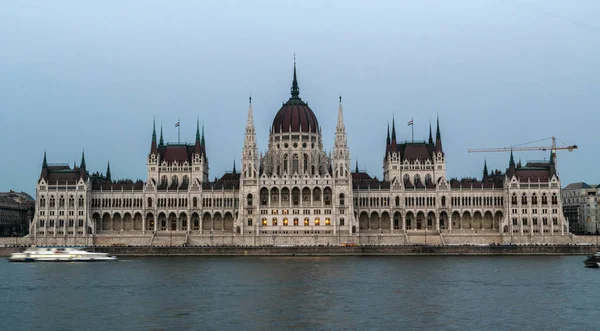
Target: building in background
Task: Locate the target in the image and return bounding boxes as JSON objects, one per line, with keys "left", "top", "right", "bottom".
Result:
{"left": 29, "top": 64, "right": 570, "bottom": 245}
{"left": 562, "top": 182, "right": 599, "bottom": 234}
{"left": 0, "top": 191, "right": 34, "bottom": 237}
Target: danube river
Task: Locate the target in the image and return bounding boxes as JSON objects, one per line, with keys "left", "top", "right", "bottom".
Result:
{"left": 1, "top": 256, "right": 598, "bottom": 330}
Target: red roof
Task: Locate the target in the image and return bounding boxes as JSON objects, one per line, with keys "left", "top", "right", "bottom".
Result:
{"left": 272, "top": 100, "right": 319, "bottom": 134}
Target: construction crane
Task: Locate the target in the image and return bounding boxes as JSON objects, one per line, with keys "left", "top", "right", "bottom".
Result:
{"left": 468, "top": 137, "right": 577, "bottom": 172}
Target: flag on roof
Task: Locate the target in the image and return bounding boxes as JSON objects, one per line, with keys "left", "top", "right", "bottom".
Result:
{"left": 408, "top": 119, "right": 413, "bottom": 126}
{"left": 175, "top": 121, "right": 180, "bottom": 127}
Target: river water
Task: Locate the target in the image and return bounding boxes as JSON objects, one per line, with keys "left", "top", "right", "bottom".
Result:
{"left": 0, "top": 256, "right": 598, "bottom": 330}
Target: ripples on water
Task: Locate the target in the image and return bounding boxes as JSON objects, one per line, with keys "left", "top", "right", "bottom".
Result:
{"left": 0, "top": 256, "right": 598, "bottom": 331}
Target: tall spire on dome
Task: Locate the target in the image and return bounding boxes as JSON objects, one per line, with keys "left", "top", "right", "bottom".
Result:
{"left": 291, "top": 54, "right": 300, "bottom": 99}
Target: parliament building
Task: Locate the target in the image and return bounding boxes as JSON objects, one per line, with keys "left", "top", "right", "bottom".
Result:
{"left": 31, "top": 65, "right": 569, "bottom": 246}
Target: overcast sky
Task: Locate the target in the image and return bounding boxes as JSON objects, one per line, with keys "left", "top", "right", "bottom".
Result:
{"left": 1, "top": 0, "right": 598, "bottom": 196}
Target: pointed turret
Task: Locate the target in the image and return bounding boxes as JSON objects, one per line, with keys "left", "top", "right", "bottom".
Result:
{"left": 151, "top": 118, "right": 158, "bottom": 154}
{"left": 483, "top": 159, "right": 488, "bottom": 179}
{"left": 233, "top": 159, "right": 236, "bottom": 174}
{"left": 79, "top": 150, "right": 87, "bottom": 180}
{"left": 333, "top": 95, "right": 350, "bottom": 178}
{"left": 291, "top": 55, "right": 300, "bottom": 99}
{"left": 159, "top": 124, "right": 164, "bottom": 146}
{"left": 508, "top": 149, "right": 516, "bottom": 175}
{"left": 201, "top": 123, "right": 205, "bottom": 146}
{"left": 194, "top": 117, "right": 202, "bottom": 155}
{"left": 242, "top": 96, "right": 258, "bottom": 179}
{"left": 428, "top": 122, "right": 433, "bottom": 145}
{"left": 386, "top": 122, "right": 391, "bottom": 145}
{"left": 391, "top": 115, "right": 397, "bottom": 141}
{"left": 40, "top": 151, "right": 48, "bottom": 180}
{"left": 106, "top": 161, "right": 112, "bottom": 182}
{"left": 435, "top": 115, "right": 443, "bottom": 153}
{"left": 355, "top": 160, "right": 359, "bottom": 173}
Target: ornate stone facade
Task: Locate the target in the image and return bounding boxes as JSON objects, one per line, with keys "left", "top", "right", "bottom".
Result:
{"left": 30, "top": 65, "right": 569, "bottom": 245}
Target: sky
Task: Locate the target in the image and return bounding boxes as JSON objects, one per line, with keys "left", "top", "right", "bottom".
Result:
{"left": 1, "top": 0, "right": 599, "bottom": 196}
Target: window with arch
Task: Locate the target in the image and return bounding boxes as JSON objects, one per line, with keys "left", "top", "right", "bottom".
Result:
{"left": 246, "top": 194, "right": 252, "bottom": 206}
{"left": 59, "top": 196, "right": 65, "bottom": 207}
{"left": 147, "top": 197, "right": 153, "bottom": 208}
{"left": 50, "top": 195, "right": 55, "bottom": 207}
{"left": 403, "top": 174, "right": 411, "bottom": 185}
{"left": 161, "top": 175, "right": 167, "bottom": 186}
{"left": 314, "top": 218, "right": 320, "bottom": 226}
{"left": 40, "top": 196, "right": 46, "bottom": 208}
{"left": 441, "top": 196, "right": 446, "bottom": 207}
{"left": 78, "top": 196, "right": 84, "bottom": 207}
{"left": 260, "top": 188, "right": 268, "bottom": 205}
{"left": 292, "top": 154, "right": 299, "bottom": 174}
{"left": 262, "top": 218, "right": 267, "bottom": 226}
{"left": 542, "top": 193, "right": 548, "bottom": 205}
{"left": 395, "top": 196, "right": 400, "bottom": 206}
{"left": 511, "top": 194, "right": 517, "bottom": 205}
{"left": 272, "top": 218, "right": 278, "bottom": 226}
{"left": 551, "top": 193, "right": 558, "bottom": 205}
{"left": 339, "top": 193, "right": 345, "bottom": 206}
{"left": 425, "top": 174, "right": 432, "bottom": 185}
{"left": 340, "top": 218, "right": 345, "bottom": 226}
{"left": 304, "top": 217, "right": 309, "bottom": 226}
{"left": 283, "top": 154, "right": 288, "bottom": 174}
{"left": 521, "top": 193, "right": 528, "bottom": 205}
{"left": 182, "top": 175, "right": 189, "bottom": 184}
{"left": 414, "top": 174, "right": 421, "bottom": 186}
{"left": 193, "top": 197, "right": 198, "bottom": 208}
{"left": 532, "top": 194, "right": 538, "bottom": 205}
{"left": 293, "top": 218, "right": 299, "bottom": 226}
{"left": 68, "top": 196, "right": 75, "bottom": 208}
{"left": 323, "top": 188, "right": 332, "bottom": 206}
{"left": 171, "top": 175, "right": 179, "bottom": 186}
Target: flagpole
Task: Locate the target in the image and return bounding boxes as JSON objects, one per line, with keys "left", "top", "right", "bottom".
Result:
{"left": 411, "top": 118, "right": 414, "bottom": 142}
{"left": 178, "top": 119, "right": 180, "bottom": 144}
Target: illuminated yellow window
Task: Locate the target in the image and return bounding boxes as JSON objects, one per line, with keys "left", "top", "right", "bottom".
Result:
{"left": 293, "top": 218, "right": 299, "bottom": 226}
{"left": 325, "top": 218, "right": 331, "bottom": 226}
{"left": 283, "top": 218, "right": 288, "bottom": 226}
{"left": 304, "top": 218, "right": 309, "bottom": 226}
{"left": 272, "top": 218, "right": 277, "bottom": 226}
{"left": 315, "top": 218, "right": 320, "bottom": 226}
{"left": 262, "top": 218, "right": 267, "bottom": 226}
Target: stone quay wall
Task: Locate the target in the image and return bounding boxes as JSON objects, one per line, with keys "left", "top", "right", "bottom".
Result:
{"left": 1, "top": 244, "right": 598, "bottom": 257}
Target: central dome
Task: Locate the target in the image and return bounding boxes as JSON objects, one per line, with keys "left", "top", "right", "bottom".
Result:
{"left": 271, "top": 63, "right": 319, "bottom": 134}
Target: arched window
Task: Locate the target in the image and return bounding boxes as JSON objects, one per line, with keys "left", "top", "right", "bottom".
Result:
{"left": 339, "top": 193, "right": 345, "bottom": 206}
{"left": 59, "top": 196, "right": 65, "bottom": 207}
{"left": 50, "top": 195, "right": 55, "bottom": 207}
{"left": 68, "top": 196, "right": 75, "bottom": 208}
{"left": 78, "top": 196, "right": 84, "bottom": 207}
{"left": 283, "top": 154, "right": 288, "bottom": 174}
{"left": 260, "top": 188, "right": 268, "bottom": 205}
{"left": 171, "top": 175, "right": 179, "bottom": 186}
{"left": 293, "top": 218, "right": 299, "bottom": 226}
{"left": 147, "top": 197, "right": 153, "bottom": 208}
{"left": 193, "top": 197, "right": 198, "bottom": 207}
{"left": 304, "top": 217, "right": 309, "bottom": 226}
{"left": 532, "top": 194, "right": 538, "bottom": 205}
{"left": 542, "top": 193, "right": 548, "bottom": 205}
{"left": 340, "top": 218, "right": 345, "bottom": 226}
{"left": 403, "top": 174, "right": 411, "bottom": 185}
{"left": 441, "top": 196, "right": 446, "bottom": 207}
{"left": 395, "top": 196, "right": 400, "bottom": 206}
{"left": 323, "top": 188, "right": 332, "bottom": 206}
{"left": 40, "top": 196, "right": 46, "bottom": 208}
{"left": 511, "top": 194, "right": 517, "bottom": 205}
{"left": 521, "top": 193, "right": 528, "bottom": 205}
{"left": 161, "top": 175, "right": 168, "bottom": 186}
{"left": 414, "top": 174, "right": 421, "bottom": 186}
{"left": 303, "top": 154, "right": 309, "bottom": 174}
{"left": 272, "top": 218, "right": 277, "bottom": 226}
{"left": 292, "top": 154, "right": 299, "bottom": 174}
{"left": 552, "top": 193, "right": 558, "bottom": 205}
{"left": 315, "top": 218, "right": 320, "bottom": 226}
{"left": 182, "top": 175, "right": 189, "bottom": 184}
{"left": 246, "top": 194, "right": 252, "bottom": 206}
{"left": 425, "top": 174, "right": 432, "bottom": 185}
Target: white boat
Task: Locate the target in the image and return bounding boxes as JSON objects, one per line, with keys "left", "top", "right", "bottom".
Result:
{"left": 584, "top": 252, "right": 600, "bottom": 268}
{"left": 8, "top": 247, "right": 117, "bottom": 262}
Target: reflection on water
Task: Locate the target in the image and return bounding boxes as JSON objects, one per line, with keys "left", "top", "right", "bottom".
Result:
{"left": 1, "top": 256, "right": 598, "bottom": 330}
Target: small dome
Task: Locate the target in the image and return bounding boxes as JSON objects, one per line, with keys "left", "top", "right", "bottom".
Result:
{"left": 271, "top": 62, "right": 319, "bottom": 134}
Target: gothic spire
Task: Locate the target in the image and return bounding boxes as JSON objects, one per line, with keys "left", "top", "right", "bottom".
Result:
{"left": 106, "top": 161, "right": 112, "bottom": 182}
{"left": 196, "top": 117, "right": 201, "bottom": 142}
{"left": 159, "top": 124, "right": 164, "bottom": 146}
{"left": 435, "top": 114, "right": 443, "bottom": 153}
{"left": 80, "top": 150, "right": 86, "bottom": 169}
{"left": 201, "top": 122, "right": 205, "bottom": 146}
{"left": 428, "top": 121, "right": 433, "bottom": 145}
{"left": 483, "top": 159, "right": 488, "bottom": 178}
{"left": 233, "top": 159, "right": 236, "bottom": 174}
{"left": 42, "top": 150, "right": 47, "bottom": 168}
{"left": 291, "top": 55, "right": 299, "bottom": 99}
{"left": 355, "top": 160, "right": 359, "bottom": 173}
{"left": 336, "top": 95, "right": 345, "bottom": 131}
{"left": 152, "top": 117, "right": 157, "bottom": 142}
{"left": 436, "top": 114, "right": 441, "bottom": 139}
{"left": 509, "top": 149, "right": 515, "bottom": 168}
{"left": 386, "top": 122, "right": 391, "bottom": 145}
{"left": 391, "top": 115, "right": 396, "bottom": 141}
